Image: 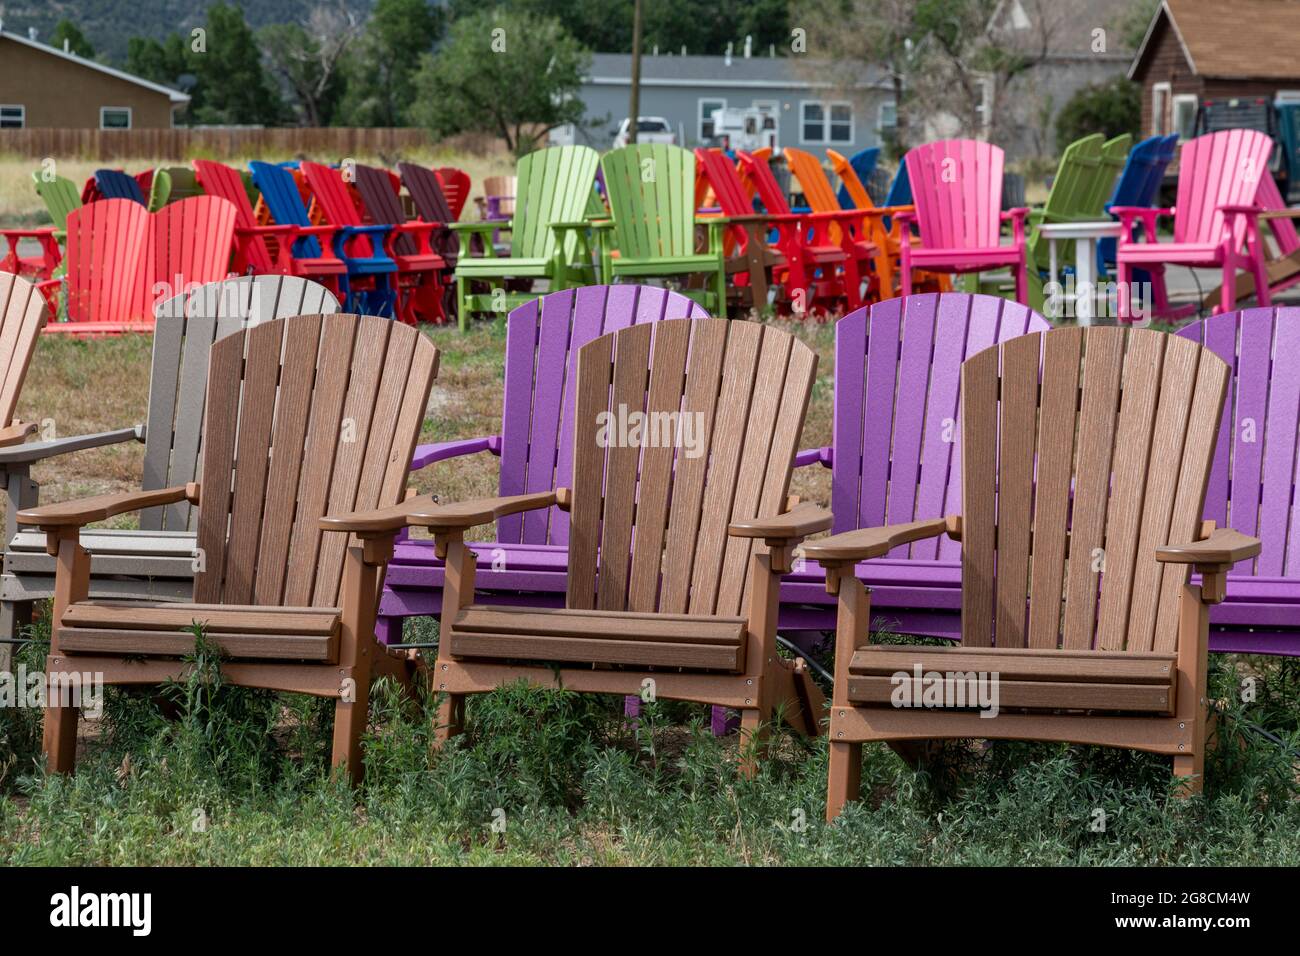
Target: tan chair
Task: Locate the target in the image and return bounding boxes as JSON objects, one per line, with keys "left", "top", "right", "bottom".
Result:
{"left": 408, "top": 317, "right": 829, "bottom": 765}
{"left": 19, "top": 313, "right": 438, "bottom": 781}
{"left": 805, "top": 326, "right": 1260, "bottom": 820}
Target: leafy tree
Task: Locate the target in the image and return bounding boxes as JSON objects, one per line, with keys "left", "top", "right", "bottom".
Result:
{"left": 338, "top": 0, "right": 444, "bottom": 126}
{"left": 1114, "top": 0, "right": 1162, "bottom": 52}
{"left": 191, "top": 4, "right": 286, "bottom": 124}
{"left": 49, "top": 19, "right": 95, "bottom": 58}
{"left": 446, "top": 0, "right": 791, "bottom": 56}
{"left": 126, "top": 35, "right": 191, "bottom": 87}
{"left": 260, "top": 4, "right": 362, "bottom": 126}
{"left": 411, "top": 9, "right": 590, "bottom": 155}
{"left": 1055, "top": 76, "right": 1141, "bottom": 146}
{"left": 127, "top": 5, "right": 284, "bottom": 125}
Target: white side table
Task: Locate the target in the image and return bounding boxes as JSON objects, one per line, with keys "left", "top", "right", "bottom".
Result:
{"left": 1038, "top": 221, "right": 1124, "bottom": 325}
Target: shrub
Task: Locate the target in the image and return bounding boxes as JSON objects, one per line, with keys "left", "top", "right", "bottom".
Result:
{"left": 1056, "top": 76, "right": 1141, "bottom": 146}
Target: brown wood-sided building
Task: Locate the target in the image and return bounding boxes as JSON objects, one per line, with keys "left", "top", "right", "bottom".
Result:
{"left": 1129, "top": 0, "right": 1300, "bottom": 138}
{"left": 0, "top": 28, "right": 189, "bottom": 130}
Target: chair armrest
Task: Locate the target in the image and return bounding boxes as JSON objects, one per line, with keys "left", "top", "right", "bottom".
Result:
{"left": 340, "top": 224, "right": 393, "bottom": 236}
{"left": 793, "top": 446, "right": 833, "bottom": 469}
{"left": 449, "top": 221, "right": 505, "bottom": 235}
{"left": 1111, "top": 206, "right": 1173, "bottom": 219}
{"left": 0, "top": 422, "right": 38, "bottom": 448}
{"left": 0, "top": 425, "right": 143, "bottom": 465}
{"left": 319, "top": 494, "right": 438, "bottom": 534}
{"left": 549, "top": 220, "right": 594, "bottom": 230}
{"left": 409, "top": 435, "right": 502, "bottom": 471}
{"left": 728, "top": 502, "right": 833, "bottom": 544}
{"left": 18, "top": 483, "right": 198, "bottom": 530}
{"left": 1156, "top": 528, "right": 1261, "bottom": 567}
{"left": 1216, "top": 204, "right": 1262, "bottom": 216}
{"left": 801, "top": 517, "right": 955, "bottom": 563}
{"left": 406, "top": 491, "right": 557, "bottom": 533}
{"left": 235, "top": 223, "right": 299, "bottom": 238}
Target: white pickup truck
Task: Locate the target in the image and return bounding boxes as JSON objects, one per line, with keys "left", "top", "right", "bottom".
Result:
{"left": 612, "top": 117, "right": 677, "bottom": 148}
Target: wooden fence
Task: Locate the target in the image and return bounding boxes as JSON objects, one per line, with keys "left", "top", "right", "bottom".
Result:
{"left": 0, "top": 127, "right": 437, "bottom": 161}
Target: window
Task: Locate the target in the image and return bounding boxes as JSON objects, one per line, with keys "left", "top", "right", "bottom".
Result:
{"left": 0, "top": 106, "right": 24, "bottom": 128}
{"left": 801, "top": 102, "right": 824, "bottom": 141}
{"left": 100, "top": 107, "right": 132, "bottom": 130}
{"left": 1172, "top": 94, "right": 1198, "bottom": 140}
{"left": 878, "top": 100, "right": 897, "bottom": 132}
{"left": 801, "top": 101, "right": 854, "bottom": 144}
{"left": 1151, "top": 82, "right": 1171, "bottom": 135}
{"left": 698, "top": 99, "right": 726, "bottom": 141}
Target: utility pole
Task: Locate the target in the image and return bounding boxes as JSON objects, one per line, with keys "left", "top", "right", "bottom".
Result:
{"left": 628, "top": 0, "right": 643, "bottom": 144}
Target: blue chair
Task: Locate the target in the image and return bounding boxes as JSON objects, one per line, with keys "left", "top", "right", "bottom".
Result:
{"left": 249, "top": 160, "right": 396, "bottom": 316}
{"left": 1097, "top": 134, "right": 1178, "bottom": 276}
{"left": 836, "top": 147, "right": 880, "bottom": 209}
{"left": 881, "top": 162, "right": 912, "bottom": 232}
{"left": 94, "top": 169, "right": 146, "bottom": 205}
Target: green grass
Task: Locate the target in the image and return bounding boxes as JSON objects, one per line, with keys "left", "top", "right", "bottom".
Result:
{"left": 3, "top": 615, "right": 1298, "bottom": 865}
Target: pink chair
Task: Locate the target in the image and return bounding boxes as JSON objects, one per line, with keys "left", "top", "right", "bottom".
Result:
{"left": 1115, "top": 129, "right": 1273, "bottom": 322}
{"left": 896, "top": 140, "right": 1028, "bottom": 303}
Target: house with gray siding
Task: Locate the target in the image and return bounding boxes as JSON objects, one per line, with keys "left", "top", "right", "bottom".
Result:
{"left": 553, "top": 50, "right": 895, "bottom": 157}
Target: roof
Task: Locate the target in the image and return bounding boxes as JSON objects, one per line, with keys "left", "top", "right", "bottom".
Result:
{"left": 0, "top": 29, "right": 190, "bottom": 103}
{"left": 1129, "top": 0, "right": 1300, "bottom": 80}
{"left": 586, "top": 52, "right": 891, "bottom": 91}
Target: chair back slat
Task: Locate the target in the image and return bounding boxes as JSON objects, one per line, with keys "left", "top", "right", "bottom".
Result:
{"left": 961, "top": 328, "right": 1229, "bottom": 652}
{"left": 0, "top": 273, "right": 48, "bottom": 427}
{"left": 194, "top": 313, "right": 437, "bottom": 607}
{"left": 833, "top": 295, "right": 1051, "bottom": 565}
{"left": 1174, "top": 129, "right": 1273, "bottom": 245}
{"left": 145, "top": 276, "right": 341, "bottom": 531}
{"left": 1178, "top": 308, "right": 1300, "bottom": 578}
{"left": 568, "top": 319, "right": 815, "bottom": 617}
{"left": 496, "top": 286, "right": 705, "bottom": 547}
{"left": 905, "top": 140, "right": 1005, "bottom": 249}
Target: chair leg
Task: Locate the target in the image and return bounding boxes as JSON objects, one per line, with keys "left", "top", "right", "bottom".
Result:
{"left": 434, "top": 692, "right": 466, "bottom": 745}
{"left": 43, "top": 700, "right": 79, "bottom": 774}
{"left": 1218, "top": 250, "right": 1238, "bottom": 315}
{"left": 331, "top": 673, "right": 370, "bottom": 785}
{"left": 736, "top": 707, "right": 763, "bottom": 778}
{"left": 826, "top": 740, "right": 862, "bottom": 821}
{"left": 456, "top": 275, "right": 469, "bottom": 333}
{"left": 0, "top": 598, "right": 33, "bottom": 674}
{"left": 1014, "top": 260, "right": 1028, "bottom": 305}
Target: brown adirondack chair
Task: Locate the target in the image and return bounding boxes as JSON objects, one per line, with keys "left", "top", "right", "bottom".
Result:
{"left": 19, "top": 313, "right": 438, "bottom": 780}
{"left": 406, "top": 318, "right": 829, "bottom": 761}
{"left": 807, "top": 327, "right": 1260, "bottom": 820}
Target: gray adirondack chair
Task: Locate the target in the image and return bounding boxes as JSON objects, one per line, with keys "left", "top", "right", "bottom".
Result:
{"left": 0, "top": 275, "right": 340, "bottom": 659}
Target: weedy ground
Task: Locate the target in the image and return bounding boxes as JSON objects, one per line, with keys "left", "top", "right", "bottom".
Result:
{"left": 1, "top": 319, "right": 1298, "bottom": 865}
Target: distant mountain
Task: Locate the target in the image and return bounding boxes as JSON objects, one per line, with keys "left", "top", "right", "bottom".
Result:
{"left": 0, "top": 1, "right": 375, "bottom": 63}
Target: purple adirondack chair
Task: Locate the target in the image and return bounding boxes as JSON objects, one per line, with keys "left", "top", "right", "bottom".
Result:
{"left": 377, "top": 285, "right": 708, "bottom": 643}
{"left": 897, "top": 141, "right": 1030, "bottom": 303}
{"left": 779, "top": 292, "right": 1050, "bottom": 638}
{"left": 1177, "top": 307, "right": 1300, "bottom": 655}
{"left": 1115, "top": 129, "right": 1273, "bottom": 322}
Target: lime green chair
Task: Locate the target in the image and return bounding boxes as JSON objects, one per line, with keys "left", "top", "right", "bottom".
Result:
{"left": 451, "top": 145, "right": 600, "bottom": 330}
{"left": 598, "top": 144, "right": 728, "bottom": 314}
{"left": 31, "top": 172, "right": 81, "bottom": 240}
